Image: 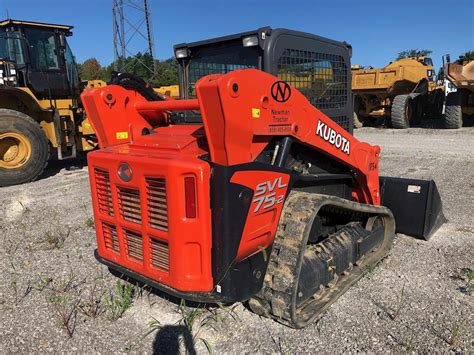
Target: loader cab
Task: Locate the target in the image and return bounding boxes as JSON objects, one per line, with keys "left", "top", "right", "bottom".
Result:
{"left": 0, "top": 19, "right": 80, "bottom": 101}
{"left": 174, "top": 27, "right": 353, "bottom": 133}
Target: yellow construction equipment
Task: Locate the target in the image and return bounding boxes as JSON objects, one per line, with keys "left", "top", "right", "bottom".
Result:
{"left": 0, "top": 19, "right": 99, "bottom": 186}
{"left": 443, "top": 59, "right": 474, "bottom": 128}
{"left": 352, "top": 57, "right": 444, "bottom": 128}
{"left": 154, "top": 84, "right": 179, "bottom": 98}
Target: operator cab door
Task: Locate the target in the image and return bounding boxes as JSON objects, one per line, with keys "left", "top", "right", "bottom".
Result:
{"left": 264, "top": 31, "right": 353, "bottom": 133}
{"left": 23, "top": 27, "right": 70, "bottom": 100}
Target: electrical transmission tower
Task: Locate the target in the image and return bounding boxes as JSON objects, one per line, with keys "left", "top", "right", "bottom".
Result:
{"left": 112, "top": 0, "right": 156, "bottom": 78}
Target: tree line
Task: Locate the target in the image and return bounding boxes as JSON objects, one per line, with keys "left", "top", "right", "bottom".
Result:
{"left": 77, "top": 52, "right": 178, "bottom": 87}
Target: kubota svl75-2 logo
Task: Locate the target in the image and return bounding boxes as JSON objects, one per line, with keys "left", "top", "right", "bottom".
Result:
{"left": 253, "top": 177, "right": 288, "bottom": 213}
{"left": 271, "top": 81, "right": 291, "bottom": 102}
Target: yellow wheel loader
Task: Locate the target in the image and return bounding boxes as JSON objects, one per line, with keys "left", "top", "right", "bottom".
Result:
{"left": 0, "top": 19, "right": 98, "bottom": 186}
{"left": 352, "top": 57, "right": 444, "bottom": 128}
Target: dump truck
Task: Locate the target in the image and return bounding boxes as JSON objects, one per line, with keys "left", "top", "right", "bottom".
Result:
{"left": 443, "top": 59, "right": 474, "bottom": 128}
{"left": 352, "top": 57, "right": 444, "bottom": 128}
{"left": 82, "top": 28, "right": 445, "bottom": 328}
{"left": 0, "top": 19, "right": 98, "bottom": 186}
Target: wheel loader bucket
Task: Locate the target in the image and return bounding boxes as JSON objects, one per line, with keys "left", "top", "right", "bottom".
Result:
{"left": 379, "top": 177, "right": 446, "bottom": 240}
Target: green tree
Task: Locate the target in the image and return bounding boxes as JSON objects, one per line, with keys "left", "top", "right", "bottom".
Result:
{"left": 456, "top": 51, "right": 474, "bottom": 64}
{"left": 397, "top": 49, "right": 432, "bottom": 60}
{"left": 77, "top": 58, "right": 105, "bottom": 80}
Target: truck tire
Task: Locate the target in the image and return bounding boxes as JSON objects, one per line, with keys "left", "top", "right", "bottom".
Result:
{"left": 0, "top": 109, "right": 49, "bottom": 187}
{"left": 444, "top": 92, "right": 463, "bottom": 129}
{"left": 391, "top": 94, "right": 413, "bottom": 129}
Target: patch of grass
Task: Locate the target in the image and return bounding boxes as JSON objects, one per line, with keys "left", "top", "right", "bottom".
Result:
{"left": 366, "top": 263, "right": 376, "bottom": 278}
{"left": 36, "top": 227, "right": 72, "bottom": 250}
{"left": 35, "top": 277, "right": 53, "bottom": 292}
{"left": 84, "top": 217, "right": 95, "bottom": 228}
{"left": 104, "top": 280, "right": 135, "bottom": 321}
{"left": 466, "top": 269, "right": 474, "bottom": 295}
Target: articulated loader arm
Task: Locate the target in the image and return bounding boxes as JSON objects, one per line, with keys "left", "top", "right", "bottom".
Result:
{"left": 135, "top": 69, "right": 381, "bottom": 206}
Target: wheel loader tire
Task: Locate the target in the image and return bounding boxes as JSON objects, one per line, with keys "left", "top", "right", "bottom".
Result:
{"left": 0, "top": 109, "right": 49, "bottom": 187}
{"left": 353, "top": 112, "right": 363, "bottom": 128}
{"left": 444, "top": 92, "right": 463, "bottom": 129}
{"left": 391, "top": 94, "right": 413, "bottom": 129}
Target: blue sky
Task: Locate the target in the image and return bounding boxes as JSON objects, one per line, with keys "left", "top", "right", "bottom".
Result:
{"left": 2, "top": 0, "right": 473, "bottom": 69}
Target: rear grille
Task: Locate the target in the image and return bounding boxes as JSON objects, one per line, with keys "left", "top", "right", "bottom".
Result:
{"left": 95, "top": 168, "right": 114, "bottom": 216}
{"left": 103, "top": 222, "right": 120, "bottom": 253}
{"left": 124, "top": 229, "right": 143, "bottom": 262}
{"left": 117, "top": 187, "right": 142, "bottom": 224}
{"left": 150, "top": 237, "right": 169, "bottom": 272}
{"left": 146, "top": 178, "right": 168, "bottom": 231}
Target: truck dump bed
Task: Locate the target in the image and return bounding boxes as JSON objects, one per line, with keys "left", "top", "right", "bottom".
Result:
{"left": 352, "top": 58, "right": 431, "bottom": 94}
{"left": 447, "top": 62, "right": 474, "bottom": 92}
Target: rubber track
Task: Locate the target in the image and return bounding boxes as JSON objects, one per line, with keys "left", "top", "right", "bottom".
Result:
{"left": 249, "top": 191, "right": 395, "bottom": 328}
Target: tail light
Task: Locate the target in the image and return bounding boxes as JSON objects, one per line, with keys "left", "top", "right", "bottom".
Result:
{"left": 184, "top": 176, "right": 196, "bottom": 218}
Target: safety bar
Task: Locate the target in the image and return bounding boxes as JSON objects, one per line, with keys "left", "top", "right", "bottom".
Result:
{"left": 135, "top": 99, "right": 200, "bottom": 112}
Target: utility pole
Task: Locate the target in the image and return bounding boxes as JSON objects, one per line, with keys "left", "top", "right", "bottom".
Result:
{"left": 112, "top": 0, "right": 156, "bottom": 78}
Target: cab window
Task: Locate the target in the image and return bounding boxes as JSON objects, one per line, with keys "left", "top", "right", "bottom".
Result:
{"left": 24, "top": 28, "right": 60, "bottom": 71}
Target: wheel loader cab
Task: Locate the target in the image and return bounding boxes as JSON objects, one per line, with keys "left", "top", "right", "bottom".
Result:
{"left": 174, "top": 27, "right": 354, "bottom": 133}
{"left": 0, "top": 20, "right": 95, "bottom": 187}
{"left": 0, "top": 20, "right": 80, "bottom": 100}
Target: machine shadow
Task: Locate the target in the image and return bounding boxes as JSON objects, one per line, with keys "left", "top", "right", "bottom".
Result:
{"left": 152, "top": 325, "right": 196, "bottom": 355}
{"left": 38, "top": 153, "right": 88, "bottom": 179}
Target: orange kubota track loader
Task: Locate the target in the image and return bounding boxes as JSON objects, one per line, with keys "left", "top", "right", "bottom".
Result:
{"left": 82, "top": 68, "right": 445, "bottom": 328}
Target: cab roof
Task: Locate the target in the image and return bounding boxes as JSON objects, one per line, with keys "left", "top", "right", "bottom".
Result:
{"left": 0, "top": 19, "right": 73, "bottom": 30}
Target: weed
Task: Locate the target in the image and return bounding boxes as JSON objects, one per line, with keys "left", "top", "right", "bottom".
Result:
{"left": 36, "top": 227, "right": 71, "bottom": 250}
{"left": 390, "top": 283, "right": 406, "bottom": 320}
{"left": 366, "top": 263, "right": 376, "bottom": 275}
{"left": 35, "top": 277, "right": 53, "bottom": 292}
{"left": 47, "top": 292, "right": 81, "bottom": 338}
{"left": 466, "top": 269, "right": 474, "bottom": 295}
{"left": 144, "top": 301, "right": 232, "bottom": 353}
{"left": 79, "top": 282, "right": 105, "bottom": 318}
{"left": 10, "top": 278, "right": 33, "bottom": 304}
{"left": 84, "top": 217, "right": 95, "bottom": 228}
{"left": 46, "top": 273, "right": 84, "bottom": 338}
{"left": 104, "top": 280, "right": 135, "bottom": 321}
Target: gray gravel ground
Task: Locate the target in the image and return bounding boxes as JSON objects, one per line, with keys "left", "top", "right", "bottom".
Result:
{"left": 1, "top": 124, "right": 473, "bottom": 353}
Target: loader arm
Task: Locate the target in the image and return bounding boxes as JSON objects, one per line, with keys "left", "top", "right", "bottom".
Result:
{"left": 134, "top": 69, "right": 381, "bottom": 205}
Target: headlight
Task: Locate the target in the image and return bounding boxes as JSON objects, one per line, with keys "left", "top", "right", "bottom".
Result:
{"left": 175, "top": 48, "right": 190, "bottom": 59}
{"left": 427, "top": 69, "right": 433, "bottom": 77}
{"left": 242, "top": 35, "right": 258, "bottom": 47}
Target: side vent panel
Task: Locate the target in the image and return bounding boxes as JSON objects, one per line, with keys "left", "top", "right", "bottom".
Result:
{"left": 103, "top": 222, "right": 120, "bottom": 253}
{"left": 124, "top": 229, "right": 143, "bottom": 262}
{"left": 150, "top": 237, "right": 169, "bottom": 272}
{"left": 146, "top": 178, "right": 168, "bottom": 231}
{"left": 95, "top": 168, "right": 114, "bottom": 216}
{"left": 117, "top": 187, "right": 142, "bottom": 224}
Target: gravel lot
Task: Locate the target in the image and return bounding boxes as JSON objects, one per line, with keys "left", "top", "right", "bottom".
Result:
{"left": 1, "top": 125, "right": 473, "bottom": 353}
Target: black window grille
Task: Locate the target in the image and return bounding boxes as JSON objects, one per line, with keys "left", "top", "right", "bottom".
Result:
{"left": 277, "top": 49, "right": 348, "bottom": 110}
{"left": 186, "top": 42, "right": 259, "bottom": 98}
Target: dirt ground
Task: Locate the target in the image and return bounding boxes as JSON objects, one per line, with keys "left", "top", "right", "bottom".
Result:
{"left": 1, "top": 125, "right": 473, "bottom": 353}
